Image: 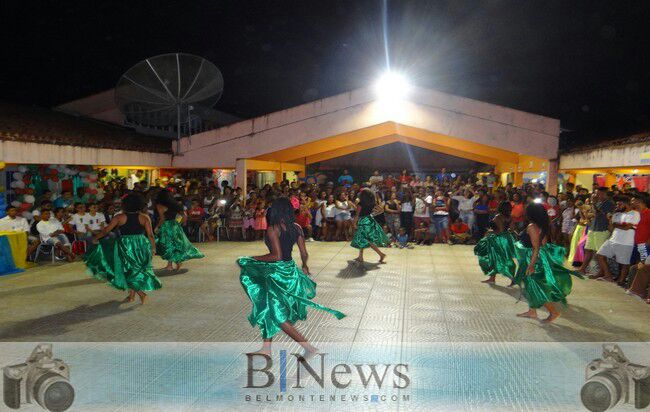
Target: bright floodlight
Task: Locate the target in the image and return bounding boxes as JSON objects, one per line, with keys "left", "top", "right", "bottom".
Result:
{"left": 375, "top": 71, "right": 409, "bottom": 100}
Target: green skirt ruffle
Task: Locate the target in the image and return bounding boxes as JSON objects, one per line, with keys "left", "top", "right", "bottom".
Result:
{"left": 514, "top": 242, "right": 583, "bottom": 309}
{"left": 474, "top": 231, "right": 517, "bottom": 279}
{"left": 155, "top": 220, "right": 204, "bottom": 263}
{"left": 238, "top": 257, "right": 345, "bottom": 339}
{"left": 84, "top": 234, "right": 161, "bottom": 291}
{"left": 351, "top": 215, "right": 390, "bottom": 249}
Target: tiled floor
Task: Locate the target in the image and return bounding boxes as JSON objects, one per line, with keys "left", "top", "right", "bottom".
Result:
{"left": 1, "top": 241, "right": 649, "bottom": 344}
{"left": 2, "top": 242, "right": 650, "bottom": 411}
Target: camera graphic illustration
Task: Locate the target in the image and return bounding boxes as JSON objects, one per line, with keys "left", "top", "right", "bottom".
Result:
{"left": 581, "top": 344, "right": 650, "bottom": 411}
{"left": 3, "top": 343, "right": 74, "bottom": 412}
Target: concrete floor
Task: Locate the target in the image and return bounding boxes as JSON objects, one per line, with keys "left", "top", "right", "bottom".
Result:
{"left": 1, "top": 242, "right": 649, "bottom": 411}
{"left": 1, "top": 240, "right": 649, "bottom": 343}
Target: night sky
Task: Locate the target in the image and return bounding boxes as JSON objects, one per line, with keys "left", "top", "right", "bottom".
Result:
{"left": 3, "top": 1, "right": 650, "bottom": 149}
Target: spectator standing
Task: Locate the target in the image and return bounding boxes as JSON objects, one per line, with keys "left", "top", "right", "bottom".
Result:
{"left": 579, "top": 187, "right": 615, "bottom": 274}
{"left": 400, "top": 191, "right": 414, "bottom": 238}
{"left": 399, "top": 169, "right": 412, "bottom": 185}
{"left": 453, "top": 189, "right": 478, "bottom": 232}
{"left": 368, "top": 170, "right": 383, "bottom": 186}
{"left": 437, "top": 168, "right": 449, "bottom": 184}
{"left": 595, "top": 196, "right": 639, "bottom": 285}
{"left": 384, "top": 174, "right": 396, "bottom": 189}
{"left": 474, "top": 193, "right": 490, "bottom": 238}
{"left": 430, "top": 191, "right": 450, "bottom": 243}
{"left": 413, "top": 191, "right": 430, "bottom": 237}
{"left": 337, "top": 169, "right": 353, "bottom": 187}
{"left": 384, "top": 192, "right": 401, "bottom": 240}
{"left": 628, "top": 194, "right": 650, "bottom": 303}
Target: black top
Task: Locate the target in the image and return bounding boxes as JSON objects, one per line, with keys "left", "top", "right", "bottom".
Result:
{"left": 359, "top": 203, "right": 373, "bottom": 218}
{"left": 120, "top": 212, "right": 145, "bottom": 235}
{"left": 489, "top": 215, "right": 509, "bottom": 232}
{"left": 264, "top": 223, "right": 304, "bottom": 261}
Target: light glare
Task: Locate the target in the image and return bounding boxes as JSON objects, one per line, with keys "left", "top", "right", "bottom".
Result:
{"left": 375, "top": 71, "right": 409, "bottom": 101}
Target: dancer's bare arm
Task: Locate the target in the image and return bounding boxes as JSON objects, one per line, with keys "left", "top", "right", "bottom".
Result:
{"left": 141, "top": 213, "right": 156, "bottom": 254}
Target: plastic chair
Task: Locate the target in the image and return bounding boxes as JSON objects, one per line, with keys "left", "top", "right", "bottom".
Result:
{"left": 216, "top": 217, "right": 230, "bottom": 242}
{"left": 33, "top": 243, "right": 56, "bottom": 263}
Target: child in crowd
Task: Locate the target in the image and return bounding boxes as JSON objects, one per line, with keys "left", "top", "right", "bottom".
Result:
{"left": 228, "top": 199, "right": 245, "bottom": 240}
{"left": 414, "top": 221, "right": 430, "bottom": 245}
{"left": 86, "top": 203, "right": 107, "bottom": 237}
{"left": 449, "top": 217, "right": 471, "bottom": 245}
{"left": 561, "top": 197, "right": 577, "bottom": 250}
{"left": 187, "top": 198, "right": 207, "bottom": 241}
{"left": 242, "top": 201, "right": 256, "bottom": 241}
{"left": 71, "top": 202, "right": 92, "bottom": 252}
{"left": 395, "top": 227, "right": 413, "bottom": 249}
{"left": 296, "top": 204, "right": 314, "bottom": 241}
{"left": 254, "top": 200, "right": 267, "bottom": 240}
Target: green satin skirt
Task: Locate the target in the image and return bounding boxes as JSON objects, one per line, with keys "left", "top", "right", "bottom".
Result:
{"left": 351, "top": 215, "right": 390, "bottom": 249}
{"left": 84, "top": 234, "right": 161, "bottom": 291}
{"left": 238, "top": 257, "right": 345, "bottom": 339}
{"left": 514, "top": 242, "right": 583, "bottom": 309}
{"left": 155, "top": 220, "right": 204, "bottom": 263}
{"left": 474, "top": 231, "right": 517, "bottom": 279}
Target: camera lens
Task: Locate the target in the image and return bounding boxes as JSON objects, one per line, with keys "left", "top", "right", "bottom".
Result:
{"left": 34, "top": 372, "right": 74, "bottom": 412}
{"left": 581, "top": 372, "right": 623, "bottom": 412}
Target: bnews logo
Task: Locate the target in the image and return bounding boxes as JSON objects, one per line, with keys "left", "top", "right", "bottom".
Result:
{"left": 245, "top": 350, "right": 411, "bottom": 392}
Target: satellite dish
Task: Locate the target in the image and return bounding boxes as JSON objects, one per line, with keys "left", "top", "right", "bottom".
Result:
{"left": 115, "top": 53, "right": 224, "bottom": 153}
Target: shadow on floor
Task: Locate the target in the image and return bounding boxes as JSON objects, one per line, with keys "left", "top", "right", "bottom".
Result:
{"left": 0, "top": 300, "right": 136, "bottom": 340}
{"left": 337, "top": 261, "right": 382, "bottom": 278}
{"left": 0, "top": 278, "right": 100, "bottom": 299}
{"left": 488, "top": 283, "right": 521, "bottom": 300}
{"left": 543, "top": 303, "right": 642, "bottom": 341}
{"left": 154, "top": 268, "right": 190, "bottom": 277}
{"left": 489, "top": 280, "right": 642, "bottom": 341}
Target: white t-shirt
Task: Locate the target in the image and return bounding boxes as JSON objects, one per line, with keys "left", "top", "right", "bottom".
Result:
{"left": 127, "top": 174, "right": 140, "bottom": 190}
{"left": 609, "top": 210, "right": 640, "bottom": 246}
{"left": 0, "top": 216, "right": 30, "bottom": 232}
{"left": 414, "top": 198, "right": 429, "bottom": 218}
{"left": 36, "top": 220, "right": 64, "bottom": 242}
{"left": 401, "top": 201, "right": 413, "bottom": 213}
{"left": 453, "top": 196, "right": 478, "bottom": 213}
{"left": 325, "top": 204, "right": 337, "bottom": 218}
{"left": 71, "top": 213, "right": 92, "bottom": 233}
{"left": 86, "top": 213, "right": 106, "bottom": 231}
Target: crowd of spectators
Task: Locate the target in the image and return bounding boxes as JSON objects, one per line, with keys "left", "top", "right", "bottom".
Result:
{"left": 0, "top": 167, "right": 648, "bottom": 304}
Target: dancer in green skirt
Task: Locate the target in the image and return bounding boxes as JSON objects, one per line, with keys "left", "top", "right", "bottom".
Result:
{"left": 85, "top": 192, "right": 161, "bottom": 304}
{"left": 154, "top": 190, "right": 204, "bottom": 271}
{"left": 351, "top": 188, "right": 389, "bottom": 265}
{"left": 475, "top": 201, "right": 517, "bottom": 285}
{"left": 238, "top": 197, "right": 345, "bottom": 356}
{"left": 515, "top": 203, "right": 583, "bottom": 323}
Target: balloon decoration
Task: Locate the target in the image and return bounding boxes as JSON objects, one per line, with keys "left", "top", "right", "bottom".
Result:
{"left": 5, "top": 164, "right": 100, "bottom": 218}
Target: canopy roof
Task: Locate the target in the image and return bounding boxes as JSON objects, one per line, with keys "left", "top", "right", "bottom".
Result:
{"left": 173, "top": 85, "right": 560, "bottom": 170}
